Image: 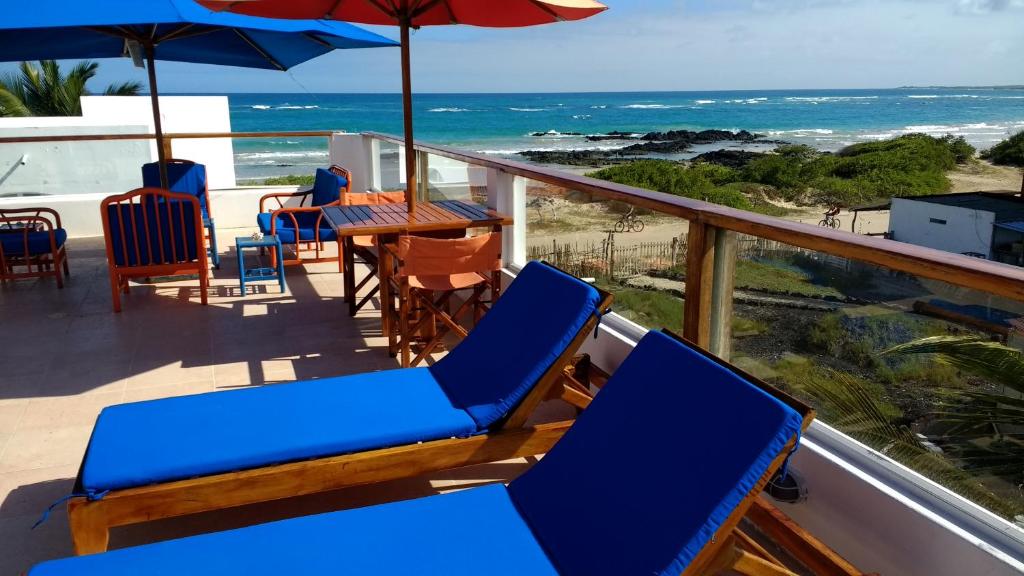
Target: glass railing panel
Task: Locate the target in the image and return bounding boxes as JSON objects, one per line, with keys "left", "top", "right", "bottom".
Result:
{"left": 723, "top": 232, "right": 1024, "bottom": 523}
{"left": 424, "top": 153, "right": 477, "bottom": 203}
{"left": 0, "top": 129, "right": 151, "bottom": 197}
{"left": 376, "top": 140, "right": 403, "bottom": 192}
{"left": 522, "top": 176, "right": 689, "bottom": 330}
{"left": 232, "top": 135, "right": 327, "bottom": 185}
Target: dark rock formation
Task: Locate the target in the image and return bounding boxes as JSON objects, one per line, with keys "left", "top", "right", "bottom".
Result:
{"left": 691, "top": 150, "right": 769, "bottom": 169}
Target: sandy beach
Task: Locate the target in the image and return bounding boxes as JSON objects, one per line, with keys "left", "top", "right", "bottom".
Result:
{"left": 527, "top": 161, "right": 1022, "bottom": 249}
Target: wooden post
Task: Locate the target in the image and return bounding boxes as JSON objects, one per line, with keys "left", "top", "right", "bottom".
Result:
{"left": 683, "top": 222, "right": 716, "bottom": 347}
{"left": 608, "top": 230, "right": 616, "bottom": 280}
{"left": 417, "top": 149, "right": 430, "bottom": 201}
{"left": 399, "top": 17, "right": 417, "bottom": 214}
{"left": 709, "top": 229, "right": 737, "bottom": 360}
{"left": 144, "top": 43, "right": 169, "bottom": 189}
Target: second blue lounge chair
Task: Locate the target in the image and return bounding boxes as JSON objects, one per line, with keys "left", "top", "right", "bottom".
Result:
{"left": 64, "top": 261, "right": 612, "bottom": 554}
{"left": 33, "top": 330, "right": 812, "bottom": 576}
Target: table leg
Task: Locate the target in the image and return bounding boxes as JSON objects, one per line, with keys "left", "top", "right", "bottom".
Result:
{"left": 345, "top": 237, "right": 357, "bottom": 316}
{"left": 237, "top": 245, "right": 246, "bottom": 296}
{"left": 276, "top": 240, "right": 287, "bottom": 294}
{"left": 380, "top": 245, "right": 392, "bottom": 340}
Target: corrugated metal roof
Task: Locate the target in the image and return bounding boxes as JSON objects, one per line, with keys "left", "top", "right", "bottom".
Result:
{"left": 900, "top": 192, "right": 1024, "bottom": 222}
{"left": 994, "top": 220, "right": 1024, "bottom": 234}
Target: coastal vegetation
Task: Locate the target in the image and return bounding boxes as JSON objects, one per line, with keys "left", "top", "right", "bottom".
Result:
{"left": 0, "top": 60, "right": 141, "bottom": 117}
{"left": 587, "top": 134, "right": 976, "bottom": 213}
{"left": 981, "top": 131, "right": 1024, "bottom": 193}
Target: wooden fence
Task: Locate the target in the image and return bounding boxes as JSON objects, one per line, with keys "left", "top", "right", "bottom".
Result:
{"left": 527, "top": 232, "right": 850, "bottom": 280}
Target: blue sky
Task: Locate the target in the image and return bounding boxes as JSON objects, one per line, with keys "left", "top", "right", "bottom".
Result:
{"left": 4, "top": 0, "right": 1023, "bottom": 93}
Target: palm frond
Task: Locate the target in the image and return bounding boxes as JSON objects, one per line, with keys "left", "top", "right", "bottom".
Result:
{"left": 103, "top": 81, "right": 143, "bottom": 96}
{"left": 884, "top": 336, "right": 1024, "bottom": 395}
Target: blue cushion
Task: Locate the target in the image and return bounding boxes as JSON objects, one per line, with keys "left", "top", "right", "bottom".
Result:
{"left": 29, "top": 484, "right": 558, "bottom": 576}
{"left": 256, "top": 211, "right": 337, "bottom": 244}
{"left": 81, "top": 368, "right": 476, "bottom": 492}
{"left": 311, "top": 167, "right": 347, "bottom": 207}
{"left": 0, "top": 228, "right": 66, "bottom": 256}
{"left": 430, "top": 261, "right": 601, "bottom": 429}
{"left": 142, "top": 161, "right": 208, "bottom": 213}
{"left": 106, "top": 199, "right": 200, "bottom": 267}
{"left": 507, "top": 331, "right": 804, "bottom": 576}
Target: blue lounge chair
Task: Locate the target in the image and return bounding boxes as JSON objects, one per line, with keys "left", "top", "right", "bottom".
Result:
{"left": 142, "top": 159, "right": 220, "bottom": 269}
{"left": 63, "top": 261, "right": 613, "bottom": 554}
{"left": 33, "top": 330, "right": 811, "bottom": 576}
{"left": 257, "top": 166, "right": 351, "bottom": 271}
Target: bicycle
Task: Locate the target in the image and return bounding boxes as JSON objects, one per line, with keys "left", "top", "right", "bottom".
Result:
{"left": 614, "top": 209, "right": 645, "bottom": 233}
{"left": 818, "top": 207, "right": 841, "bottom": 229}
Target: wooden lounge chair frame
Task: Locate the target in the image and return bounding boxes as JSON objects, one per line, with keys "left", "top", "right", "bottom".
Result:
{"left": 100, "top": 188, "right": 209, "bottom": 313}
{"left": 555, "top": 330, "right": 822, "bottom": 576}
{"left": 0, "top": 207, "right": 69, "bottom": 288}
{"left": 258, "top": 164, "right": 351, "bottom": 271}
{"left": 66, "top": 269, "right": 613, "bottom": 555}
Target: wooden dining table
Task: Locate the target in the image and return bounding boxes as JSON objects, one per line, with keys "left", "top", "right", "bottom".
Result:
{"left": 320, "top": 199, "right": 513, "bottom": 319}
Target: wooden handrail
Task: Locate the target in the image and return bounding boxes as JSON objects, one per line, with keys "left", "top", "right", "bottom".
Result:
{"left": 365, "top": 131, "right": 1024, "bottom": 302}
{"left": 0, "top": 130, "right": 336, "bottom": 144}
{"left": 2, "top": 127, "right": 1022, "bottom": 300}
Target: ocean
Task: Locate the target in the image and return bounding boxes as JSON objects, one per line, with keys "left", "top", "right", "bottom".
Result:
{"left": 226, "top": 88, "right": 1024, "bottom": 181}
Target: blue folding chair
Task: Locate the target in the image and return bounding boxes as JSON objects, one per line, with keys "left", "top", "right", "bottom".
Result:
{"left": 33, "top": 329, "right": 812, "bottom": 575}
{"left": 142, "top": 159, "right": 219, "bottom": 269}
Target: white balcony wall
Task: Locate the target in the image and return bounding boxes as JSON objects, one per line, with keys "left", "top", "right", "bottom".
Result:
{"left": 80, "top": 95, "right": 236, "bottom": 189}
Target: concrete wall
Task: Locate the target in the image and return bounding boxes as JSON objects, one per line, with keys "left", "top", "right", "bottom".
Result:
{"left": 890, "top": 198, "right": 995, "bottom": 257}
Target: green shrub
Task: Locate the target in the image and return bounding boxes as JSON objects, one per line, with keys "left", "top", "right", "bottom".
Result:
{"left": 741, "top": 154, "right": 807, "bottom": 193}
{"left": 939, "top": 135, "right": 976, "bottom": 164}
{"left": 981, "top": 131, "right": 1024, "bottom": 168}
{"left": 588, "top": 160, "right": 748, "bottom": 210}
{"left": 259, "top": 174, "right": 314, "bottom": 186}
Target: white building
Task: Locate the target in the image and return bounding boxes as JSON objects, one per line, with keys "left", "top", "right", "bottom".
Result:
{"left": 890, "top": 192, "right": 1024, "bottom": 265}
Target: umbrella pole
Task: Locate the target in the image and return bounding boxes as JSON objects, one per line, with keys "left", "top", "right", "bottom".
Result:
{"left": 144, "top": 43, "right": 170, "bottom": 189}
{"left": 399, "top": 17, "right": 417, "bottom": 214}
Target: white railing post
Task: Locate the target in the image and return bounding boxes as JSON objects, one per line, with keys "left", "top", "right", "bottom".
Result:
{"left": 368, "top": 136, "right": 381, "bottom": 192}
{"left": 487, "top": 167, "right": 526, "bottom": 266}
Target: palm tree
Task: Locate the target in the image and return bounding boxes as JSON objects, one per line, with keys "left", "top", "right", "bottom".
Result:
{"left": 0, "top": 60, "right": 142, "bottom": 117}
{"left": 981, "top": 131, "right": 1024, "bottom": 195}
{"left": 786, "top": 362, "right": 1023, "bottom": 519}
{"left": 886, "top": 336, "right": 1024, "bottom": 512}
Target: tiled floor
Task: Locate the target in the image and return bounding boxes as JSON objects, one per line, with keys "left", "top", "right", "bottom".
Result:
{"left": 0, "top": 235, "right": 554, "bottom": 573}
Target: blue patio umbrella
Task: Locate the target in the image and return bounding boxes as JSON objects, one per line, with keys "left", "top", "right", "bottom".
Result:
{"left": 0, "top": 0, "right": 397, "bottom": 186}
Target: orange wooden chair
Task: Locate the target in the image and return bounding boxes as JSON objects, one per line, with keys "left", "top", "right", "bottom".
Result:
{"left": 340, "top": 189, "right": 407, "bottom": 315}
{"left": 100, "top": 188, "right": 208, "bottom": 313}
{"left": 384, "top": 232, "right": 502, "bottom": 367}
{"left": 0, "top": 207, "right": 69, "bottom": 288}
{"left": 257, "top": 165, "right": 351, "bottom": 271}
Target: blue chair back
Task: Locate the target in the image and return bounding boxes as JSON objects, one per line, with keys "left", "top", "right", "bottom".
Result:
{"left": 102, "top": 189, "right": 202, "bottom": 268}
{"left": 311, "top": 168, "right": 348, "bottom": 207}
{"left": 429, "top": 261, "right": 602, "bottom": 429}
{"left": 142, "top": 161, "right": 208, "bottom": 213}
{"left": 507, "top": 331, "right": 805, "bottom": 576}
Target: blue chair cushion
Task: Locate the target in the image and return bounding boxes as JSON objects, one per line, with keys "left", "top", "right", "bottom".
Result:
{"left": 29, "top": 484, "right": 558, "bottom": 576}
{"left": 430, "top": 261, "right": 601, "bottom": 429}
{"left": 106, "top": 199, "right": 200, "bottom": 267}
{"left": 81, "top": 368, "right": 476, "bottom": 492}
{"left": 142, "top": 161, "right": 208, "bottom": 213}
{"left": 311, "top": 167, "right": 347, "bottom": 207}
{"left": 256, "top": 212, "right": 337, "bottom": 244}
{"left": 0, "top": 228, "right": 66, "bottom": 256}
{"left": 507, "top": 331, "right": 804, "bottom": 576}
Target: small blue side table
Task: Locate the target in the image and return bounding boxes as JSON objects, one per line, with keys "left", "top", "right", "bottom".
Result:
{"left": 236, "top": 234, "right": 286, "bottom": 295}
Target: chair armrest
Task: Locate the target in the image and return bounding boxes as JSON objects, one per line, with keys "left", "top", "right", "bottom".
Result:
{"left": 259, "top": 190, "right": 313, "bottom": 213}
{"left": 265, "top": 206, "right": 331, "bottom": 238}
{"left": 0, "top": 207, "right": 60, "bottom": 230}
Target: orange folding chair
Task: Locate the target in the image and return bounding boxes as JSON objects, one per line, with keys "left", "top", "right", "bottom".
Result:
{"left": 340, "top": 190, "right": 407, "bottom": 315}
{"left": 384, "top": 232, "right": 502, "bottom": 367}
